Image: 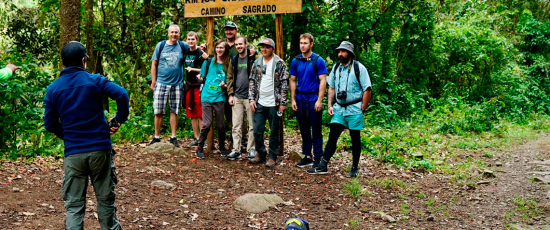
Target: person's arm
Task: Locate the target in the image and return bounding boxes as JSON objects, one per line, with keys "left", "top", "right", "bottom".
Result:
{"left": 362, "top": 88, "right": 372, "bottom": 111}
{"left": 151, "top": 44, "right": 161, "bottom": 91}
{"left": 326, "top": 66, "right": 336, "bottom": 116}
{"left": 249, "top": 60, "right": 257, "bottom": 113}
{"left": 0, "top": 64, "right": 22, "bottom": 81}
{"left": 327, "top": 86, "right": 335, "bottom": 116}
{"left": 0, "top": 68, "right": 12, "bottom": 81}
{"left": 197, "top": 61, "right": 207, "bottom": 82}
{"left": 315, "top": 58, "right": 329, "bottom": 112}
{"left": 44, "top": 89, "right": 64, "bottom": 139}
{"left": 279, "top": 61, "right": 290, "bottom": 113}
{"left": 101, "top": 77, "right": 130, "bottom": 124}
{"left": 290, "top": 74, "right": 297, "bottom": 111}
{"left": 226, "top": 59, "right": 235, "bottom": 95}
{"left": 289, "top": 59, "right": 297, "bottom": 111}
{"left": 315, "top": 74, "right": 327, "bottom": 112}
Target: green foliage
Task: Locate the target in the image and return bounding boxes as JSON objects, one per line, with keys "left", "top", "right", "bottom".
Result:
{"left": 512, "top": 195, "right": 544, "bottom": 219}
{"left": 342, "top": 178, "right": 364, "bottom": 198}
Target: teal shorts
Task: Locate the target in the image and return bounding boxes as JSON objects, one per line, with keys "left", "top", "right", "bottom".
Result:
{"left": 330, "top": 113, "right": 364, "bottom": 130}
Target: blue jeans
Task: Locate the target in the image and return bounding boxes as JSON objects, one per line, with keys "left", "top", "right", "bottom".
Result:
{"left": 296, "top": 100, "right": 324, "bottom": 158}
{"left": 253, "top": 104, "right": 280, "bottom": 160}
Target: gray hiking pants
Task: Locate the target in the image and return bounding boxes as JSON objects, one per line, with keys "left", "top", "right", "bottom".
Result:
{"left": 62, "top": 149, "right": 121, "bottom": 230}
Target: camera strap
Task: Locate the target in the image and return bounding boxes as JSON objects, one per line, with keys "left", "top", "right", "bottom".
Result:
{"left": 335, "top": 61, "right": 362, "bottom": 108}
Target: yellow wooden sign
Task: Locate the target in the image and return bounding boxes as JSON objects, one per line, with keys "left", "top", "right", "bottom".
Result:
{"left": 184, "top": 0, "right": 302, "bottom": 18}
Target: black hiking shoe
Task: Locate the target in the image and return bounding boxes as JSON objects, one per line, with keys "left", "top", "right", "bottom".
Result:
{"left": 170, "top": 137, "right": 179, "bottom": 148}
{"left": 149, "top": 137, "right": 161, "bottom": 145}
{"left": 196, "top": 147, "right": 205, "bottom": 159}
{"left": 295, "top": 156, "right": 314, "bottom": 168}
{"left": 220, "top": 149, "right": 228, "bottom": 157}
{"left": 307, "top": 159, "right": 329, "bottom": 175}
{"left": 227, "top": 150, "right": 242, "bottom": 160}
{"left": 312, "top": 157, "right": 321, "bottom": 169}
{"left": 348, "top": 167, "right": 359, "bottom": 178}
{"left": 188, "top": 138, "right": 199, "bottom": 147}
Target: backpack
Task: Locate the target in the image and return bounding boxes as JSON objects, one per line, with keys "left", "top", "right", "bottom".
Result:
{"left": 155, "top": 40, "right": 189, "bottom": 64}
{"left": 292, "top": 53, "right": 320, "bottom": 80}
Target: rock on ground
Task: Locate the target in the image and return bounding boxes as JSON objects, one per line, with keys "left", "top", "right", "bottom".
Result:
{"left": 142, "top": 142, "right": 185, "bottom": 155}
{"left": 151, "top": 180, "right": 175, "bottom": 188}
{"left": 234, "top": 193, "right": 285, "bottom": 213}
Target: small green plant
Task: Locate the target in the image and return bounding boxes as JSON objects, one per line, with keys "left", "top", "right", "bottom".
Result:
{"left": 425, "top": 198, "right": 436, "bottom": 208}
{"left": 512, "top": 196, "right": 544, "bottom": 219}
{"left": 343, "top": 178, "right": 363, "bottom": 198}
{"left": 348, "top": 218, "right": 360, "bottom": 228}
{"left": 482, "top": 152, "right": 494, "bottom": 158}
{"left": 415, "top": 193, "right": 426, "bottom": 198}
{"left": 369, "top": 178, "right": 410, "bottom": 190}
{"left": 400, "top": 203, "right": 411, "bottom": 215}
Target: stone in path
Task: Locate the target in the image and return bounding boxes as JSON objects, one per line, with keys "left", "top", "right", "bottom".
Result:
{"left": 234, "top": 193, "right": 285, "bottom": 213}
{"left": 151, "top": 180, "right": 175, "bottom": 188}
{"left": 142, "top": 142, "right": 185, "bottom": 155}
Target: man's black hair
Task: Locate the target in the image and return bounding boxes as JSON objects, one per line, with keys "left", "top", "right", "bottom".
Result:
{"left": 61, "top": 41, "right": 88, "bottom": 67}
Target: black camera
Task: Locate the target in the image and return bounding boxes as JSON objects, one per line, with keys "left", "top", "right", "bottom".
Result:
{"left": 337, "top": 91, "right": 347, "bottom": 100}
{"left": 108, "top": 117, "right": 119, "bottom": 129}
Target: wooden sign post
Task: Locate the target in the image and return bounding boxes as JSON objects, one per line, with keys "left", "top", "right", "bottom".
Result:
{"left": 185, "top": 0, "right": 302, "bottom": 155}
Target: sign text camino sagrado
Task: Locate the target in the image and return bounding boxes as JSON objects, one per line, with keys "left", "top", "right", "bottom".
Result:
{"left": 184, "top": 0, "right": 302, "bottom": 18}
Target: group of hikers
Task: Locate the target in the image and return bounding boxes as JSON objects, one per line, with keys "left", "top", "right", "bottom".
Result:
{"left": 149, "top": 22, "right": 372, "bottom": 177}
{"left": 0, "top": 21, "right": 371, "bottom": 229}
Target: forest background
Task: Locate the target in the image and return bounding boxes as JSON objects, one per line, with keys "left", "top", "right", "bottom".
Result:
{"left": 0, "top": 0, "right": 549, "bottom": 171}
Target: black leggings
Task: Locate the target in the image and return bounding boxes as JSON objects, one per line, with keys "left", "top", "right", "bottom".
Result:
{"left": 323, "top": 123, "right": 362, "bottom": 169}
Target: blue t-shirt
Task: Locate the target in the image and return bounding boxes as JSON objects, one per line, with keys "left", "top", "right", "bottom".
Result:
{"left": 289, "top": 53, "right": 329, "bottom": 102}
{"left": 199, "top": 60, "right": 227, "bottom": 103}
{"left": 327, "top": 61, "right": 372, "bottom": 116}
{"left": 152, "top": 42, "right": 185, "bottom": 86}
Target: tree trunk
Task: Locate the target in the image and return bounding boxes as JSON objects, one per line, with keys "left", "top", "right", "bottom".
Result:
{"left": 85, "top": 0, "right": 95, "bottom": 72}
{"left": 59, "top": 0, "right": 81, "bottom": 69}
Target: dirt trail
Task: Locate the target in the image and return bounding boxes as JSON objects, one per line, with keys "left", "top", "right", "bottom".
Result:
{"left": 0, "top": 134, "right": 549, "bottom": 229}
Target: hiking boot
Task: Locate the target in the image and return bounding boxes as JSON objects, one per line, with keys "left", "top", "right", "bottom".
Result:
{"left": 312, "top": 157, "right": 321, "bottom": 169}
{"left": 187, "top": 138, "right": 199, "bottom": 147}
{"left": 248, "top": 149, "right": 257, "bottom": 159}
{"left": 265, "top": 158, "right": 276, "bottom": 168}
{"left": 348, "top": 167, "right": 359, "bottom": 178}
{"left": 149, "top": 137, "right": 161, "bottom": 145}
{"left": 220, "top": 149, "right": 228, "bottom": 157}
{"left": 249, "top": 157, "right": 265, "bottom": 164}
{"left": 226, "top": 150, "right": 241, "bottom": 160}
{"left": 295, "top": 156, "right": 314, "bottom": 168}
{"left": 170, "top": 137, "right": 179, "bottom": 148}
{"left": 196, "top": 147, "right": 205, "bottom": 159}
{"left": 307, "top": 159, "right": 329, "bottom": 175}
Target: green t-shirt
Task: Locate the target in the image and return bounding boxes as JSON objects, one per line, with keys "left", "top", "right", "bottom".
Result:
{"left": 0, "top": 67, "right": 13, "bottom": 81}
{"left": 200, "top": 61, "right": 227, "bottom": 103}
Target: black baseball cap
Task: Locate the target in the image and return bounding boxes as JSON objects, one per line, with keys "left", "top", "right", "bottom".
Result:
{"left": 61, "top": 41, "right": 89, "bottom": 67}
{"left": 224, "top": 22, "right": 238, "bottom": 29}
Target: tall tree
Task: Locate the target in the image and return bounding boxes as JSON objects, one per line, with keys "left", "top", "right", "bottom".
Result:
{"left": 59, "top": 0, "right": 81, "bottom": 69}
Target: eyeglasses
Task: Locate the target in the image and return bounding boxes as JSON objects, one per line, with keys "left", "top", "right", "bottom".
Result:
{"left": 83, "top": 54, "right": 90, "bottom": 62}
{"left": 262, "top": 65, "right": 266, "bottom": 75}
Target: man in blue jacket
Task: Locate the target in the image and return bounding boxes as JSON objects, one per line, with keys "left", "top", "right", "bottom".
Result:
{"left": 44, "top": 41, "right": 129, "bottom": 230}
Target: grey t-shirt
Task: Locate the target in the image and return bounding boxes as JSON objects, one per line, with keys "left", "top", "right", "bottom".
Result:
{"left": 235, "top": 56, "right": 249, "bottom": 99}
{"left": 152, "top": 43, "right": 184, "bottom": 86}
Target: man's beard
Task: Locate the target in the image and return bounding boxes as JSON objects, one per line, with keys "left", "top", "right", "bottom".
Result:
{"left": 238, "top": 49, "right": 246, "bottom": 55}
{"left": 339, "top": 56, "right": 351, "bottom": 64}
